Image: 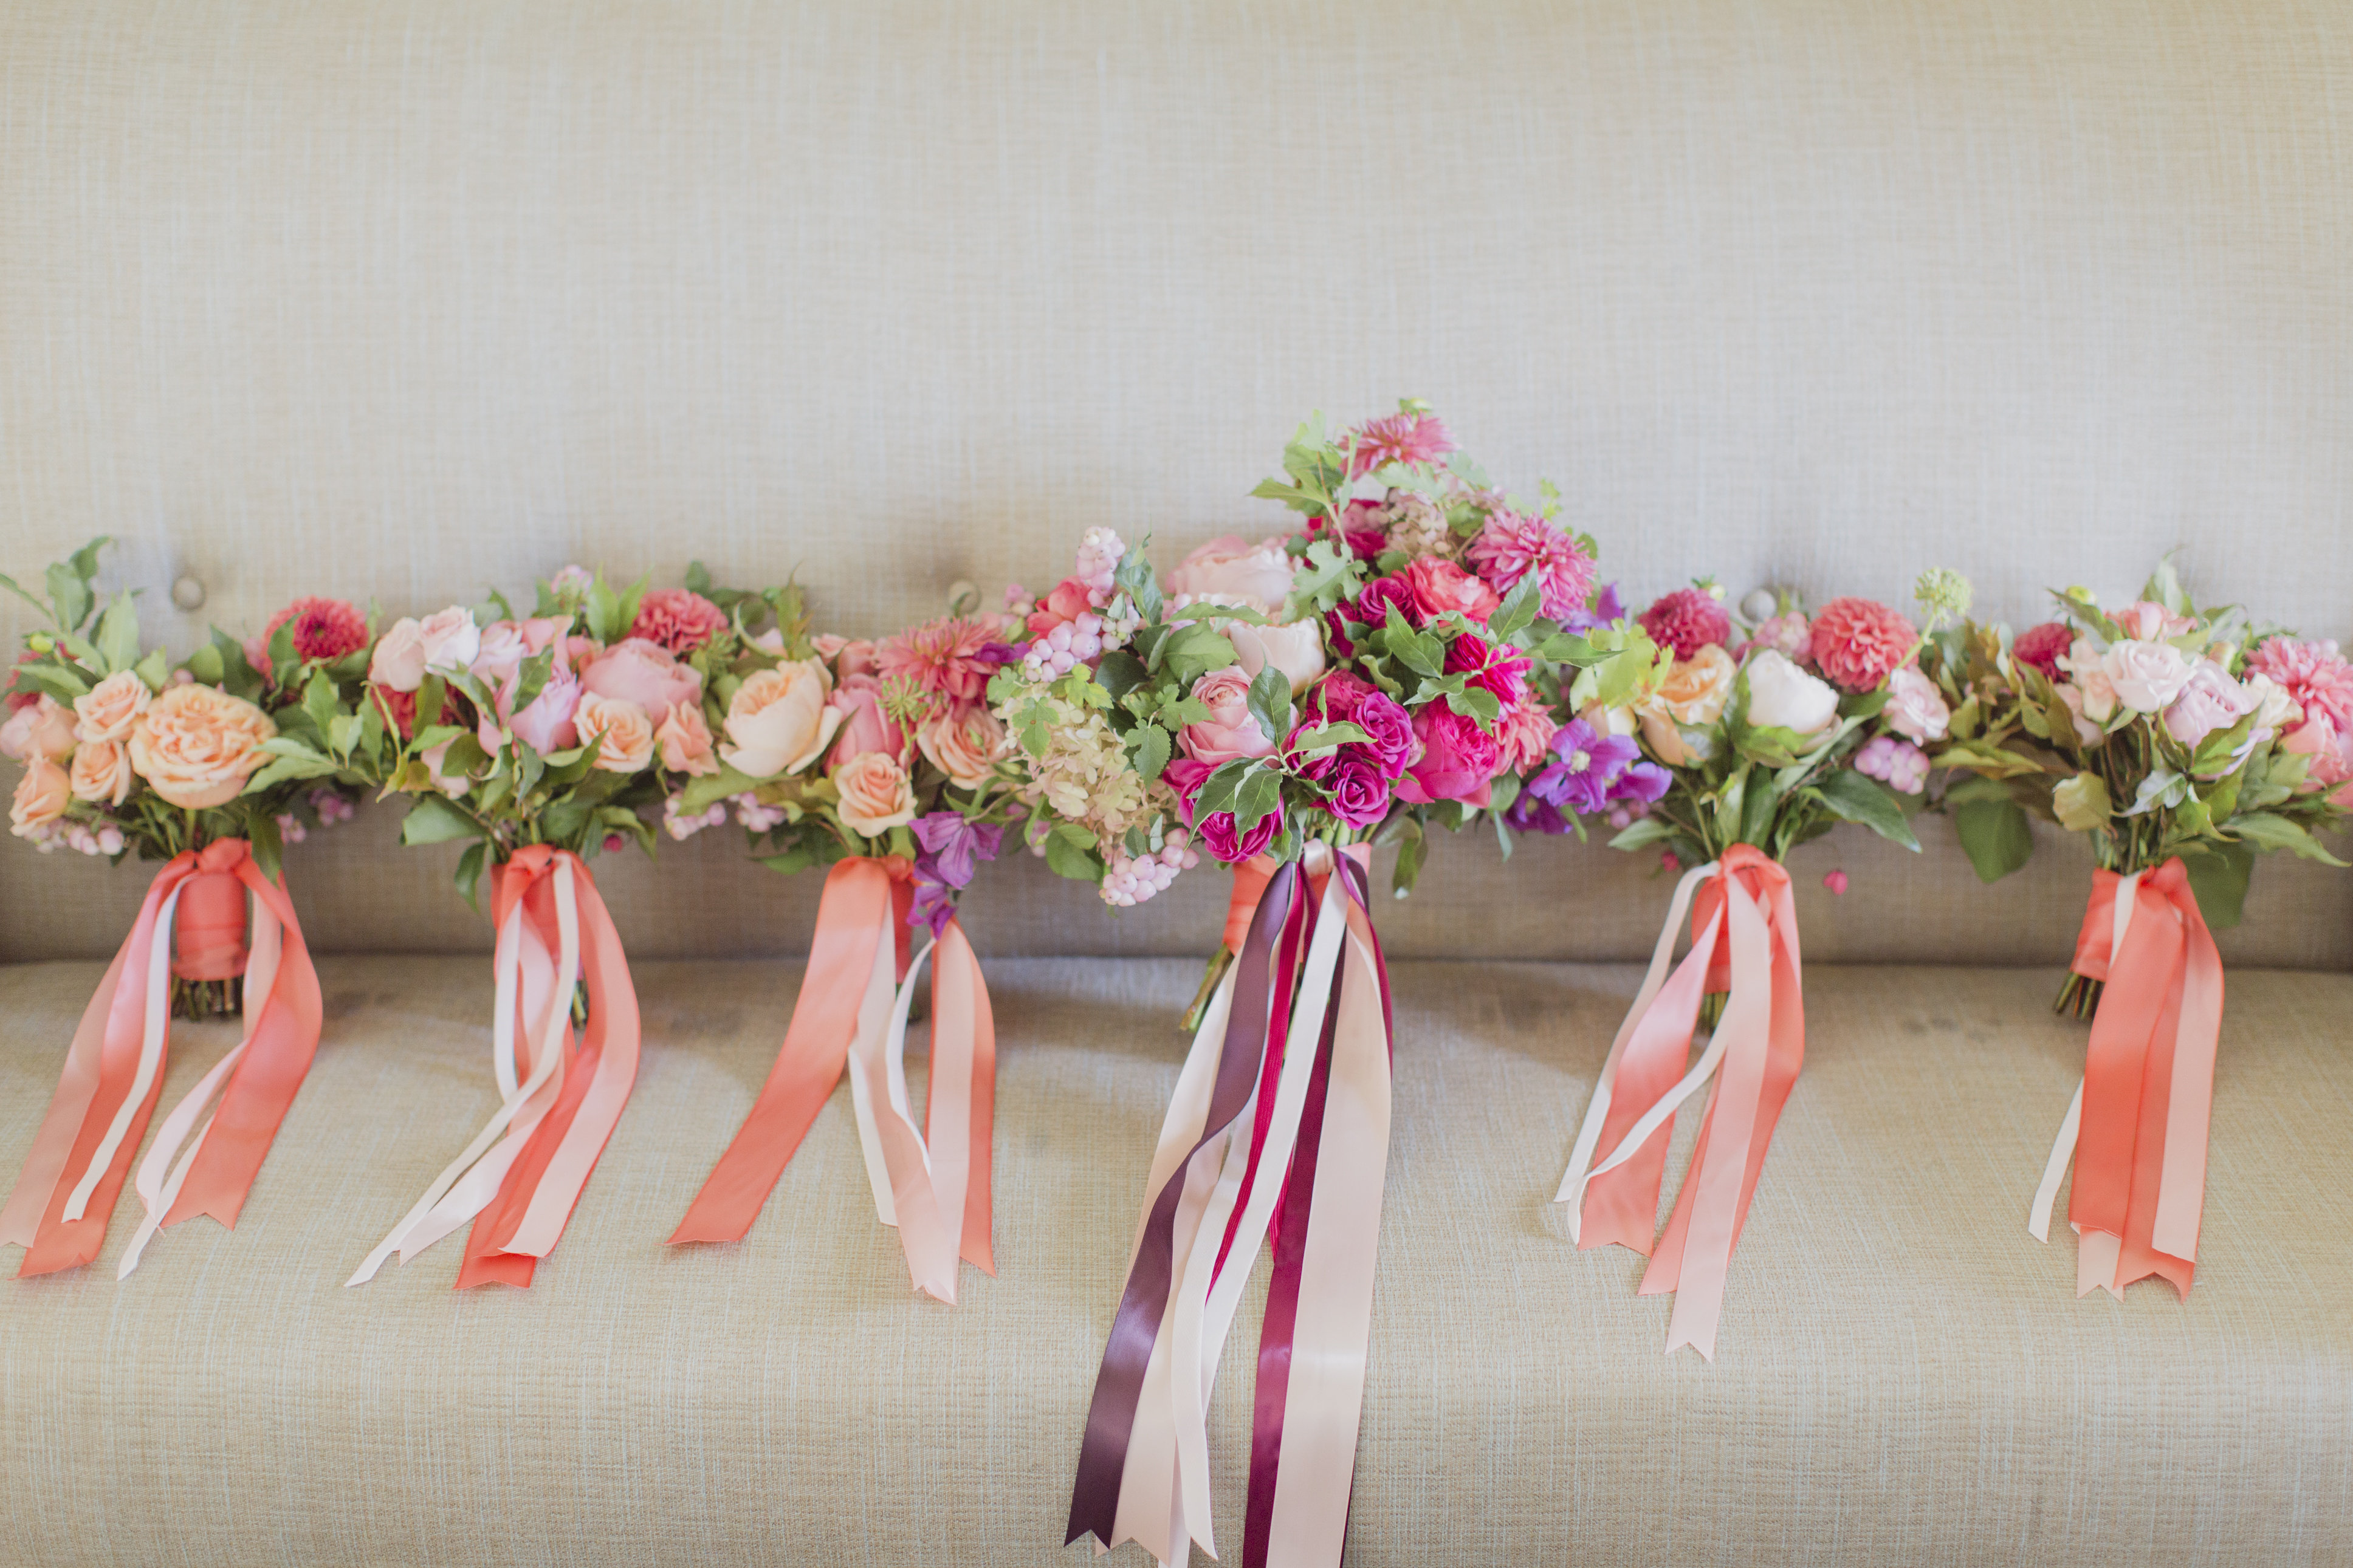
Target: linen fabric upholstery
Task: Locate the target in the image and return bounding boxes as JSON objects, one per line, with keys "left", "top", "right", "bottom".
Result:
{"left": 1, "top": 956, "right": 2347, "bottom": 1567}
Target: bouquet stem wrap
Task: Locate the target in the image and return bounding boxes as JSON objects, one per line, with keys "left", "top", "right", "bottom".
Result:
{"left": 2, "top": 841, "right": 321, "bottom": 1279}
{"left": 2029, "top": 858, "right": 2222, "bottom": 1299}
{"left": 1067, "top": 844, "right": 1393, "bottom": 1568}
{"left": 347, "top": 846, "right": 639, "bottom": 1290}
{"left": 1557, "top": 843, "right": 1803, "bottom": 1360}
{"left": 668, "top": 857, "right": 996, "bottom": 1303}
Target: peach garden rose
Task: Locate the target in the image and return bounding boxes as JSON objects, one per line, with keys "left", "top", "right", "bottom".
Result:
{"left": 126, "top": 683, "right": 278, "bottom": 809}
{"left": 69, "top": 737, "right": 132, "bottom": 806}
{"left": 833, "top": 750, "right": 916, "bottom": 837}
{"left": 72, "top": 669, "right": 152, "bottom": 744}
{"left": 574, "top": 692, "right": 656, "bottom": 773}
{"left": 720, "top": 660, "right": 841, "bottom": 779}
{"left": 9, "top": 754, "right": 69, "bottom": 837}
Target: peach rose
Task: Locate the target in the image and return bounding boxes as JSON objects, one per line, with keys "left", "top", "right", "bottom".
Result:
{"left": 1167, "top": 535, "right": 1297, "bottom": 614}
{"left": 720, "top": 660, "right": 842, "bottom": 779}
{"left": 69, "top": 738, "right": 132, "bottom": 805}
{"left": 127, "top": 684, "right": 278, "bottom": 809}
{"left": 1, "top": 694, "right": 78, "bottom": 762}
{"left": 656, "top": 701, "right": 719, "bottom": 776}
{"left": 575, "top": 692, "right": 656, "bottom": 773}
{"left": 1634, "top": 645, "right": 1736, "bottom": 767}
{"left": 74, "top": 670, "right": 153, "bottom": 743}
{"left": 10, "top": 755, "right": 70, "bottom": 837}
{"left": 833, "top": 750, "right": 916, "bottom": 837}
{"left": 1226, "top": 618, "right": 1327, "bottom": 693}
{"left": 917, "top": 705, "right": 1009, "bottom": 788}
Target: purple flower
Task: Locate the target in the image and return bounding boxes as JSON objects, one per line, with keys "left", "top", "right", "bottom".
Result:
{"left": 1525, "top": 719, "right": 1641, "bottom": 815}
{"left": 1297, "top": 744, "right": 1393, "bottom": 829}
{"left": 1558, "top": 581, "right": 1627, "bottom": 635}
{"left": 908, "top": 812, "right": 1006, "bottom": 936}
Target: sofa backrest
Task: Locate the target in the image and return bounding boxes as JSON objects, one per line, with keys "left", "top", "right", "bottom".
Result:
{"left": 4, "top": 0, "right": 2348, "bottom": 964}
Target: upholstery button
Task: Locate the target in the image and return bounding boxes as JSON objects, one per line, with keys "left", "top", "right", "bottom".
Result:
{"left": 171, "top": 575, "right": 207, "bottom": 611}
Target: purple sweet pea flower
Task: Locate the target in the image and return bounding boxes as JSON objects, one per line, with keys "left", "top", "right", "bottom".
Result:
{"left": 1525, "top": 719, "right": 1642, "bottom": 815}
{"left": 1559, "top": 580, "right": 1626, "bottom": 635}
{"left": 907, "top": 812, "right": 1007, "bottom": 936}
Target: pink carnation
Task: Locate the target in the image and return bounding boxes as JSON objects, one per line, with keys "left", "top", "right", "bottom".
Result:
{"left": 2247, "top": 637, "right": 2353, "bottom": 737}
{"left": 2013, "top": 621, "right": 2074, "bottom": 680}
{"left": 249, "top": 597, "right": 369, "bottom": 671}
{"left": 1465, "top": 512, "right": 1597, "bottom": 623}
{"left": 1637, "top": 588, "right": 1731, "bottom": 661}
{"left": 1810, "top": 597, "right": 1918, "bottom": 694}
{"left": 878, "top": 616, "right": 999, "bottom": 705}
{"left": 1345, "top": 413, "right": 1457, "bottom": 478}
{"left": 628, "top": 588, "right": 729, "bottom": 654}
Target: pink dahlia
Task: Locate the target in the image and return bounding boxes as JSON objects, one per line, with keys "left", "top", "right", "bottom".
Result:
{"left": 2247, "top": 637, "right": 2353, "bottom": 736}
{"left": 249, "top": 597, "right": 368, "bottom": 672}
{"left": 1465, "top": 512, "right": 1597, "bottom": 623}
{"left": 1810, "top": 597, "right": 1919, "bottom": 693}
{"left": 1492, "top": 696, "right": 1561, "bottom": 775}
{"left": 1637, "top": 588, "right": 1731, "bottom": 662}
{"left": 2013, "top": 621, "right": 2073, "bottom": 680}
{"left": 1345, "top": 413, "right": 1457, "bottom": 479}
{"left": 628, "top": 588, "right": 729, "bottom": 654}
{"left": 878, "top": 616, "right": 998, "bottom": 705}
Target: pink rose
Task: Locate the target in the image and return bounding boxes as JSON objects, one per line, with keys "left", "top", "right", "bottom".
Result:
{"left": 2162, "top": 662, "right": 2258, "bottom": 747}
{"left": 2053, "top": 684, "right": 2106, "bottom": 745}
{"left": 367, "top": 617, "right": 430, "bottom": 692}
{"left": 73, "top": 671, "right": 153, "bottom": 744}
{"left": 1393, "top": 705, "right": 1502, "bottom": 806}
{"left": 470, "top": 617, "right": 572, "bottom": 688}
{"left": 812, "top": 637, "right": 882, "bottom": 679}
{"left": 501, "top": 664, "right": 581, "bottom": 755}
{"left": 419, "top": 734, "right": 471, "bottom": 798}
{"left": 1401, "top": 558, "right": 1502, "bottom": 625}
{"left": 825, "top": 673, "right": 905, "bottom": 770}
{"left": 1737, "top": 611, "right": 1814, "bottom": 668}
{"left": 10, "top": 755, "right": 70, "bottom": 837}
{"left": 2, "top": 694, "right": 80, "bottom": 761}
{"left": 1178, "top": 666, "right": 1277, "bottom": 766}
{"left": 833, "top": 751, "right": 916, "bottom": 837}
{"left": 1882, "top": 666, "right": 1951, "bottom": 744}
{"left": 1223, "top": 618, "right": 1326, "bottom": 693}
{"left": 582, "top": 637, "right": 703, "bottom": 716}
{"left": 574, "top": 693, "right": 656, "bottom": 773}
{"left": 721, "top": 661, "right": 841, "bottom": 778}
{"left": 655, "top": 702, "right": 719, "bottom": 776}
{"left": 917, "top": 705, "right": 1009, "bottom": 789}
{"left": 69, "top": 738, "right": 132, "bottom": 806}
{"left": 2112, "top": 600, "right": 2196, "bottom": 642}
{"left": 1167, "top": 535, "right": 1297, "bottom": 614}
{"left": 127, "top": 685, "right": 277, "bottom": 809}
{"left": 417, "top": 608, "right": 481, "bottom": 676}
{"left": 2100, "top": 638, "right": 2191, "bottom": 714}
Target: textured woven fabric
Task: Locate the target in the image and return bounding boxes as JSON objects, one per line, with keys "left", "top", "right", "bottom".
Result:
{"left": 2, "top": 0, "right": 2351, "bottom": 962}
{"left": 2, "top": 956, "right": 2347, "bottom": 1566}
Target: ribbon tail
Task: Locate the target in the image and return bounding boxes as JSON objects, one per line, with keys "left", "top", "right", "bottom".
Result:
{"left": 1, "top": 940, "right": 134, "bottom": 1250}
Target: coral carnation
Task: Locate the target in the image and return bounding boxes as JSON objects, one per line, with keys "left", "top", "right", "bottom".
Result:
{"left": 1465, "top": 512, "right": 1597, "bottom": 622}
{"left": 2247, "top": 637, "right": 2353, "bottom": 737}
{"left": 250, "top": 597, "right": 368, "bottom": 671}
{"left": 2013, "top": 621, "right": 2074, "bottom": 680}
{"left": 1637, "top": 588, "right": 1731, "bottom": 661}
{"left": 628, "top": 588, "right": 729, "bottom": 653}
{"left": 1810, "top": 597, "right": 1919, "bottom": 693}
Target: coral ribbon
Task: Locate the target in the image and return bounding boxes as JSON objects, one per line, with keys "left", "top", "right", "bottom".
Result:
{"left": 1070, "top": 845, "right": 1393, "bottom": 1568}
{"left": 670, "top": 857, "right": 993, "bottom": 1299}
{"left": 346, "top": 847, "right": 639, "bottom": 1289}
{"left": 2, "top": 841, "right": 321, "bottom": 1279}
{"left": 2028, "top": 860, "right": 2222, "bottom": 1299}
{"left": 1559, "top": 844, "right": 1804, "bottom": 1360}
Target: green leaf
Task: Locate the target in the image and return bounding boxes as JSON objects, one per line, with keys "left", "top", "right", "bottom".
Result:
{"left": 1231, "top": 764, "right": 1281, "bottom": 835}
{"left": 1245, "top": 666, "right": 1291, "bottom": 747}
{"left": 1127, "top": 722, "right": 1172, "bottom": 783}
{"left": 13, "top": 662, "right": 92, "bottom": 702}
{"left": 510, "top": 647, "right": 554, "bottom": 716}
{"left": 685, "top": 561, "right": 715, "bottom": 597}
{"left": 1537, "top": 632, "right": 1614, "bottom": 669}
{"left": 134, "top": 648, "right": 170, "bottom": 691}
{"left": 94, "top": 594, "right": 142, "bottom": 673}
{"left": 2180, "top": 839, "right": 2255, "bottom": 930}
{"left": 1097, "top": 650, "right": 1149, "bottom": 705}
{"left": 267, "top": 618, "right": 300, "bottom": 688}
{"left": 1043, "top": 823, "right": 1105, "bottom": 882}
{"left": 1446, "top": 684, "right": 1502, "bottom": 725}
{"left": 2052, "top": 771, "right": 2114, "bottom": 832}
{"left": 1194, "top": 759, "right": 1249, "bottom": 820}
{"left": 1113, "top": 546, "right": 1164, "bottom": 625}
{"left": 1160, "top": 623, "right": 1237, "bottom": 686}
{"left": 454, "top": 841, "right": 490, "bottom": 911}
{"left": 1488, "top": 573, "right": 1542, "bottom": 642}
{"left": 46, "top": 561, "right": 92, "bottom": 634}
{"left": 303, "top": 669, "right": 342, "bottom": 737}
{"left": 1290, "top": 721, "right": 1369, "bottom": 756}
{"left": 247, "top": 810, "right": 284, "bottom": 882}
{"left": 1952, "top": 793, "right": 2035, "bottom": 883}
{"left": 1813, "top": 768, "right": 1921, "bottom": 851}
{"left": 400, "top": 794, "right": 481, "bottom": 845}
{"left": 2225, "top": 812, "right": 2349, "bottom": 864}
{"left": 1609, "top": 817, "right": 1674, "bottom": 852}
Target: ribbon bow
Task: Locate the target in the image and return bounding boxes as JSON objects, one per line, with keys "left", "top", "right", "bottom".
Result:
{"left": 670, "top": 855, "right": 996, "bottom": 1304}
{"left": 348, "top": 846, "right": 640, "bottom": 1290}
{"left": 1556, "top": 843, "right": 1805, "bottom": 1360}
{"left": 2, "top": 840, "right": 323, "bottom": 1279}
{"left": 2029, "top": 858, "right": 2222, "bottom": 1299}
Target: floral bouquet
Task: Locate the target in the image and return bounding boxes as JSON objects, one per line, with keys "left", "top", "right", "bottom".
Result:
{"left": 1545, "top": 573, "right": 1957, "bottom": 1358}
{"left": 338, "top": 566, "right": 745, "bottom": 1289}
{"left": 1037, "top": 405, "right": 1607, "bottom": 1568}
{"left": 665, "top": 591, "right": 1026, "bottom": 1306}
{"left": 1, "top": 543, "right": 362, "bottom": 1279}
{"left": 1923, "top": 560, "right": 2346, "bottom": 1300}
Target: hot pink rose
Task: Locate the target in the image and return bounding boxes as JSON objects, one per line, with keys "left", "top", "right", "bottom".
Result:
{"left": 1166, "top": 535, "right": 1297, "bottom": 614}
{"left": 1401, "top": 558, "right": 1502, "bottom": 625}
{"left": 1444, "top": 632, "right": 1530, "bottom": 705}
{"left": 1297, "top": 745, "right": 1392, "bottom": 829}
{"left": 1178, "top": 667, "right": 1277, "bottom": 766}
{"left": 582, "top": 637, "right": 703, "bottom": 717}
{"left": 1393, "top": 705, "right": 1502, "bottom": 806}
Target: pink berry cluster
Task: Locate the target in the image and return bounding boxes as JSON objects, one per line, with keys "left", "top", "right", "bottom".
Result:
{"left": 1855, "top": 734, "right": 1930, "bottom": 794}
{"left": 1100, "top": 830, "right": 1199, "bottom": 908}
{"left": 663, "top": 795, "right": 730, "bottom": 840}
{"left": 23, "top": 818, "right": 126, "bottom": 857}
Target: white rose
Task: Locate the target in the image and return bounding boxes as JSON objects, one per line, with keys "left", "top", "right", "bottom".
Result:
{"left": 1225, "top": 617, "right": 1327, "bottom": 693}
{"left": 1743, "top": 649, "right": 1840, "bottom": 735}
{"left": 417, "top": 606, "right": 481, "bottom": 676}
{"left": 2101, "top": 639, "right": 2191, "bottom": 714}
{"left": 368, "top": 617, "right": 428, "bottom": 693}
{"left": 2243, "top": 671, "right": 2301, "bottom": 737}
{"left": 1882, "top": 666, "right": 1951, "bottom": 744}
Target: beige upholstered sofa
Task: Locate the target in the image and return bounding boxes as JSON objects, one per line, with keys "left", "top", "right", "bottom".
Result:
{"left": 4, "top": 3, "right": 2349, "bottom": 1564}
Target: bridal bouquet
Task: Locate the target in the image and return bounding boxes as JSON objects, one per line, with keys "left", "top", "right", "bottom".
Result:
{"left": 1545, "top": 572, "right": 1958, "bottom": 1358}
{"left": 667, "top": 591, "right": 1026, "bottom": 1304}
{"left": 1, "top": 543, "right": 353, "bottom": 1278}
{"left": 338, "top": 565, "right": 748, "bottom": 1289}
{"left": 1926, "top": 561, "right": 2346, "bottom": 1300}
{"left": 1040, "top": 405, "right": 1605, "bottom": 1568}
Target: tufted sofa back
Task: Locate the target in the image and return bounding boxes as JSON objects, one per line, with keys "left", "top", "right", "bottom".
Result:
{"left": 4, "top": 0, "right": 2348, "bottom": 964}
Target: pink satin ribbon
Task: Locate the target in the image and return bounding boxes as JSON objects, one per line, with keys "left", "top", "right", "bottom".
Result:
{"left": 1559, "top": 844, "right": 1804, "bottom": 1360}
{"left": 2, "top": 841, "right": 322, "bottom": 1278}
{"left": 2031, "top": 860, "right": 2222, "bottom": 1299}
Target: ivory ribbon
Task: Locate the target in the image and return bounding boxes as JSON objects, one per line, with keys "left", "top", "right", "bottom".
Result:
{"left": 2, "top": 841, "right": 321, "bottom": 1279}
{"left": 1558, "top": 844, "right": 1804, "bottom": 1360}
{"left": 2028, "top": 859, "right": 2222, "bottom": 1299}
{"left": 1070, "top": 846, "right": 1394, "bottom": 1568}
{"left": 670, "top": 857, "right": 995, "bottom": 1300}
{"left": 346, "top": 847, "right": 639, "bottom": 1290}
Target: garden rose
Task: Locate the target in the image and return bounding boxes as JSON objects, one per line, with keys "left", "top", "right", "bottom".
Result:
{"left": 1881, "top": 665, "right": 1951, "bottom": 743}
{"left": 1810, "top": 597, "right": 1917, "bottom": 693}
{"left": 1647, "top": 644, "right": 1737, "bottom": 727}
{"left": 655, "top": 701, "right": 718, "bottom": 776}
{"left": 2054, "top": 684, "right": 2107, "bottom": 745}
{"left": 1744, "top": 649, "right": 1841, "bottom": 735}
{"left": 2101, "top": 638, "right": 2191, "bottom": 714}
{"left": 69, "top": 738, "right": 132, "bottom": 805}
{"left": 833, "top": 751, "right": 916, "bottom": 837}
{"left": 574, "top": 693, "right": 656, "bottom": 773}
{"left": 417, "top": 606, "right": 482, "bottom": 675}
{"left": 73, "top": 670, "right": 153, "bottom": 744}
{"left": 1394, "top": 706, "right": 1502, "bottom": 806}
{"left": 1225, "top": 618, "right": 1325, "bottom": 693}
{"left": 368, "top": 617, "right": 430, "bottom": 692}
{"left": 2062, "top": 638, "right": 2119, "bottom": 721}
{"left": 1401, "top": 558, "right": 1502, "bottom": 625}
{"left": 1179, "top": 667, "right": 1277, "bottom": 766}
{"left": 582, "top": 637, "right": 702, "bottom": 718}
{"left": 721, "top": 661, "right": 840, "bottom": 778}
{"left": 1444, "top": 632, "right": 1531, "bottom": 705}
{"left": 825, "top": 673, "right": 904, "bottom": 770}
{"left": 917, "top": 705, "right": 1009, "bottom": 788}
{"left": 2163, "top": 662, "right": 2258, "bottom": 748}
{"left": 1166, "top": 535, "right": 1296, "bottom": 612}
{"left": 419, "top": 735, "right": 471, "bottom": 798}
{"left": 1305, "top": 672, "right": 1414, "bottom": 775}
{"left": 2, "top": 694, "right": 80, "bottom": 762}
{"left": 1298, "top": 746, "right": 1392, "bottom": 829}
{"left": 10, "top": 755, "right": 69, "bottom": 837}
{"left": 126, "top": 684, "right": 277, "bottom": 809}
{"left": 1189, "top": 796, "right": 1282, "bottom": 863}
{"left": 2112, "top": 599, "right": 2195, "bottom": 642}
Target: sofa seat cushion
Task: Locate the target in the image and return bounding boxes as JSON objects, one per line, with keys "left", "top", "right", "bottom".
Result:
{"left": 2, "top": 957, "right": 2347, "bottom": 1566}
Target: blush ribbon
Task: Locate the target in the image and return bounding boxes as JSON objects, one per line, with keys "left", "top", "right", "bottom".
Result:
{"left": 2029, "top": 859, "right": 2222, "bottom": 1299}
{"left": 670, "top": 856, "right": 994, "bottom": 1302}
{"left": 1558, "top": 844, "right": 1804, "bottom": 1360}
{"left": 346, "top": 847, "right": 639, "bottom": 1290}
{"left": 1069, "top": 846, "right": 1393, "bottom": 1568}
{"left": 2, "top": 841, "right": 322, "bottom": 1279}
